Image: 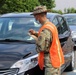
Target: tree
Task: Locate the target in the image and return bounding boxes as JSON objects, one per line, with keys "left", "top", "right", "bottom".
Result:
{"left": 25, "top": 0, "right": 40, "bottom": 12}
{"left": 0, "top": 0, "right": 56, "bottom": 14}
{"left": 0, "top": 0, "right": 40, "bottom": 14}
{"left": 38, "top": 0, "right": 56, "bottom": 10}
{"left": 64, "top": 8, "right": 67, "bottom": 14}
{"left": 64, "top": 8, "right": 76, "bottom": 13}
{"left": 0, "top": 0, "right": 26, "bottom": 14}
{"left": 51, "top": 9, "right": 63, "bottom": 14}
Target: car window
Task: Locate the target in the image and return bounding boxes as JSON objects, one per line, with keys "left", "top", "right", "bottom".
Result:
{"left": 52, "top": 17, "right": 59, "bottom": 26}
{"left": 64, "top": 16, "right": 76, "bottom": 25}
{"left": 52, "top": 17, "right": 62, "bottom": 34}
{"left": 57, "top": 16, "right": 68, "bottom": 34}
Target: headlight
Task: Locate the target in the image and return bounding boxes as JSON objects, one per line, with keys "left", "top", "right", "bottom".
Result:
{"left": 11, "top": 54, "right": 38, "bottom": 74}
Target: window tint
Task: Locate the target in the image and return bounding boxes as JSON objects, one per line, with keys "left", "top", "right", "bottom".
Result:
{"left": 58, "top": 16, "right": 68, "bottom": 34}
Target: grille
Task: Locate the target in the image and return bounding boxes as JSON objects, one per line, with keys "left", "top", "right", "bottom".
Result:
{"left": 0, "top": 68, "right": 19, "bottom": 75}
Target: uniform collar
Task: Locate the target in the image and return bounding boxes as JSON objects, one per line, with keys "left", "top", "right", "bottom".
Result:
{"left": 42, "top": 19, "right": 49, "bottom": 25}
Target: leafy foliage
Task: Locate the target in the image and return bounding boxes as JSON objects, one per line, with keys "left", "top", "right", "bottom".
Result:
{"left": 38, "top": 0, "right": 55, "bottom": 9}
{"left": 52, "top": 9, "right": 63, "bottom": 14}
{"left": 0, "top": 0, "right": 40, "bottom": 14}
{"left": 0, "top": 0, "right": 55, "bottom": 14}
{"left": 64, "top": 8, "right": 76, "bottom": 13}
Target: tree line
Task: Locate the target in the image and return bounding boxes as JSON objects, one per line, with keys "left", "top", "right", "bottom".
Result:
{"left": 0, "top": 0, "right": 76, "bottom": 14}
{"left": 0, "top": 0, "right": 55, "bottom": 14}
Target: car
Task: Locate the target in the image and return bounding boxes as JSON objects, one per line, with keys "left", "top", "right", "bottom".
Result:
{"left": 0, "top": 13, "right": 74, "bottom": 75}
{"left": 63, "top": 13, "right": 76, "bottom": 50}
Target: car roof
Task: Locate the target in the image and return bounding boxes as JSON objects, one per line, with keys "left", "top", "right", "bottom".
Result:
{"left": 0, "top": 12, "right": 60, "bottom": 18}
{"left": 63, "top": 13, "right": 76, "bottom": 16}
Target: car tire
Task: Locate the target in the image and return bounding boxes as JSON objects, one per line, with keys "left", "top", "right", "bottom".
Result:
{"left": 65, "top": 51, "right": 75, "bottom": 71}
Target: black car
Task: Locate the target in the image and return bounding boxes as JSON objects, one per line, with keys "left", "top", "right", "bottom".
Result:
{"left": 0, "top": 13, "right": 74, "bottom": 75}
{"left": 63, "top": 13, "right": 76, "bottom": 50}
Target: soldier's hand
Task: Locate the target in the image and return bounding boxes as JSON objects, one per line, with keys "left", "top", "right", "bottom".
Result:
{"left": 29, "top": 29, "right": 36, "bottom": 35}
{"left": 28, "top": 32, "right": 38, "bottom": 41}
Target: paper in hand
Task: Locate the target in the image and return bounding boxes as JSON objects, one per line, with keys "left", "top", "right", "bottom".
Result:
{"left": 28, "top": 32, "right": 38, "bottom": 40}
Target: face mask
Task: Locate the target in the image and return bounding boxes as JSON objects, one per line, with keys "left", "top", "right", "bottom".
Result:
{"left": 35, "top": 19, "right": 40, "bottom": 24}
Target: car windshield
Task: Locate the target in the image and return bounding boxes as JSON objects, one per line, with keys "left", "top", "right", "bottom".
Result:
{"left": 64, "top": 16, "right": 76, "bottom": 25}
{"left": 0, "top": 17, "right": 41, "bottom": 41}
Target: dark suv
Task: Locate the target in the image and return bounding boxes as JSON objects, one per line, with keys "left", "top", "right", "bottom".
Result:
{"left": 0, "top": 13, "right": 74, "bottom": 75}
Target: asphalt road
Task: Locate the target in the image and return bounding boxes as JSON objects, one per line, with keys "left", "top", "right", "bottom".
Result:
{"left": 62, "top": 51, "right": 76, "bottom": 75}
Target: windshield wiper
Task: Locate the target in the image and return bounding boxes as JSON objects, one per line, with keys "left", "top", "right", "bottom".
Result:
{"left": 0, "top": 39, "right": 35, "bottom": 44}
{"left": 23, "top": 52, "right": 31, "bottom": 58}
{"left": 0, "top": 39, "right": 22, "bottom": 42}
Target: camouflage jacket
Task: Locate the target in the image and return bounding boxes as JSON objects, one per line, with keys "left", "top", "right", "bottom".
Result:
{"left": 36, "top": 28, "right": 52, "bottom": 53}
{"left": 36, "top": 28, "right": 53, "bottom": 67}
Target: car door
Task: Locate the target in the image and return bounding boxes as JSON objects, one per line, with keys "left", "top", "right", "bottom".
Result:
{"left": 57, "top": 16, "right": 74, "bottom": 65}
{"left": 52, "top": 15, "right": 74, "bottom": 66}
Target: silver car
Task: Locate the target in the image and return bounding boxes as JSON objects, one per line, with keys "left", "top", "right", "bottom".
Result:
{"left": 63, "top": 13, "right": 76, "bottom": 50}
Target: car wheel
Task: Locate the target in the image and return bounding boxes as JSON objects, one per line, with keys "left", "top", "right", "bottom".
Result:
{"left": 65, "top": 51, "right": 75, "bottom": 71}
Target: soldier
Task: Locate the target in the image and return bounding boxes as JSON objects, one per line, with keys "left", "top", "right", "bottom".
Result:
{"left": 29, "top": 5, "right": 64, "bottom": 75}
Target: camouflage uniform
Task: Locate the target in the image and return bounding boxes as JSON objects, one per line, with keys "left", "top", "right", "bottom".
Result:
{"left": 36, "top": 28, "right": 60, "bottom": 75}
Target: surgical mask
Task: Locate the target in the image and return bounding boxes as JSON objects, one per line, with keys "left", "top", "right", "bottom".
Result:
{"left": 35, "top": 19, "right": 40, "bottom": 24}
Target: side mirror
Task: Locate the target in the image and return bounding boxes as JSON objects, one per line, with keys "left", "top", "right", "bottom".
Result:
{"left": 59, "top": 34, "right": 69, "bottom": 42}
{"left": 59, "top": 34, "right": 69, "bottom": 46}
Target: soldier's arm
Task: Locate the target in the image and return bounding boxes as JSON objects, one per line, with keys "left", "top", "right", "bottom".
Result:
{"left": 36, "top": 28, "right": 52, "bottom": 53}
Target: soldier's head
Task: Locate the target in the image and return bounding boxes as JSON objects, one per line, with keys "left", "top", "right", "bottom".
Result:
{"left": 31, "top": 5, "right": 48, "bottom": 24}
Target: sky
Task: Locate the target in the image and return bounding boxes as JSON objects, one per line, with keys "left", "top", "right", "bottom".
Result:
{"left": 53, "top": 0, "right": 76, "bottom": 12}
